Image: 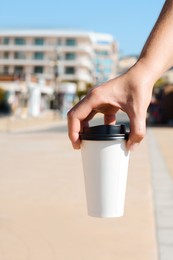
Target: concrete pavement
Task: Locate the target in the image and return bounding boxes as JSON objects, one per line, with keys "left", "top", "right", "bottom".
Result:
{"left": 0, "top": 111, "right": 61, "bottom": 133}
{"left": 0, "top": 116, "right": 172, "bottom": 260}
{"left": 148, "top": 128, "right": 173, "bottom": 260}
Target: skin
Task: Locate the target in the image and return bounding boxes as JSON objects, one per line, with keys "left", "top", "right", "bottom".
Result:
{"left": 68, "top": 0, "right": 173, "bottom": 150}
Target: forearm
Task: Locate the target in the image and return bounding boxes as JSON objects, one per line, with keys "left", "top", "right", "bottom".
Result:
{"left": 137, "top": 0, "right": 173, "bottom": 82}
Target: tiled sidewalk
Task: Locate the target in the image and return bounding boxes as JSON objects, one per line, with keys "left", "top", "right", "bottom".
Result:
{"left": 0, "top": 111, "right": 60, "bottom": 132}
{"left": 148, "top": 128, "right": 173, "bottom": 260}
{"left": 0, "top": 122, "right": 158, "bottom": 260}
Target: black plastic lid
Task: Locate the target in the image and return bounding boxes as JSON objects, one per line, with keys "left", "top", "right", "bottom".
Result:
{"left": 79, "top": 124, "right": 129, "bottom": 141}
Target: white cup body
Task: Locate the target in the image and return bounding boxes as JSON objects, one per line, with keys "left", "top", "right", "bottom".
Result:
{"left": 81, "top": 139, "right": 129, "bottom": 218}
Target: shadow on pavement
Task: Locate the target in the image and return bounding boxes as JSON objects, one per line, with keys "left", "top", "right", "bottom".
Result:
{"left": 14, "top": 112, "right": 131, "bottom": 135}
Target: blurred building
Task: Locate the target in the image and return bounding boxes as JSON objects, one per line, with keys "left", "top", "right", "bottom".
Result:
{"left": 0, "top": 29, "right": 118, "bottom": 92}
{"left": 162, "top": 68, "right": 173, "bottom": 84}
{"left": 117, "top": 55, "right": 138, "bottom": 75}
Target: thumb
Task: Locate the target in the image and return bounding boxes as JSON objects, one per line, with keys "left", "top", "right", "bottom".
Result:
{"left": 126, "top": 114, "right": 146, "bottom": 151}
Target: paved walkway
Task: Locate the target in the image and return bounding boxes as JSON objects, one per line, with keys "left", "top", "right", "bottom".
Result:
{"left": 0, "top": 111, "right": 61, "bottom": 133}
{"left": 0, "top": 117, "right": 172, "bottom": 260}
{"left": 148, "top": 128, "right": 173, "bottom": 260}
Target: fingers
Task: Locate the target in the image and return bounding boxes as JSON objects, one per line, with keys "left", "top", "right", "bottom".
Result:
{"left": 68, "top": 97, "right": 147, "bottom": 151}
{"left": 80, "top": 111, "right": 97, "bottom": 131}
{"left": 126, "top": 114, "right": 146, "bottom": 151}
{"left": 67, "top": 78, "right": 148, "bottom": 151}
{"left": 67, "top": 96, "right": 95, "bottom": 149}
{"left": 67, "top": 114, "right": 81, "bottom": 149}
{"left": 104, "top": 114, "right": 116, "bottom": 125}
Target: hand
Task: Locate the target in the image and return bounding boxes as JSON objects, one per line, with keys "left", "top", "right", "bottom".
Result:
{"left": 67, "top": 62, "right": 154, "bottom": 150}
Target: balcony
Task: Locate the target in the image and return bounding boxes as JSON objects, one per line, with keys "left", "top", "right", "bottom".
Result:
{"left": 59, "top": 72, "right": 93, "bottom": 83}
{"left": 0, "top": 44, "right": 95, "bottom": 56}
{"left": 43, "top": 70, "right": 93, "bottom": 83}
{"left": 59, "top": 58, "right": 94, "bottom": 70}
{"left": 0, "top": 44, "right": 56, "bottom": 52}
{"left": 78, "top": 58, "right": 94, "bottom": 70}
{"left": 57, "top": 45, "right": 94, "bottom": 57}
{"left": 0, "top": 58, "right": 49, "bottom": 66}
{"left": 0, "top": 56, "right": 94, "bottom": 71}
{"left": 76, "top": 71, "right": 93, "bottom": 82}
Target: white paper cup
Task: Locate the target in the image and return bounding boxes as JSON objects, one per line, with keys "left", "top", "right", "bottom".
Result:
{"left": 80, "top": 125, "right": 130, "bottom": 218}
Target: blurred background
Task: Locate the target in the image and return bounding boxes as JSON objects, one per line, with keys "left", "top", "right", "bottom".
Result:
{"left": 0, "top": 0, "right": 173, "bottom": 260}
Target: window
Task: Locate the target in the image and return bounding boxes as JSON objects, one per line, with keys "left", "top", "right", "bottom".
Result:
{"left": 65, "top": 66, "right": 75, "bottom": 74}
{"left": 34, "top": 38, "right": 44, "bottom": 45}
{"left": 3, "top": 66, "right": 9, "bottom": 74}
{"left": 3, "top": 38, "right": 10, "bottom": 45}
{"left": 95, "top": 50, "right": 109, "bottom": 56}
{"left": 103, "top": 59, "right": 113, "bottom": 65}
{"left": 104, "top": 67, "right": 112, "bottom": 74}
{"left": 65, "top": 52, "right": 76, "bottom": 60}
{"left": 95, "top": 58, "right": 100, "bottom": 65}
{"left": 96, "top": 66, "right": 101, "bottom": 73}
{"left": 65, "top": 38, "right": 76, "bottom": 46}
{"left": 14, "top": 66, "right": 24, "bottom": 74}
{"left": 57, "top": 38, "right": 62, "bottom": 46}
{"left": 15, "top": 38, "right": 25, "bottom": 45}
{"left": 34, "top": 52, "right": 44, "bottom": 60}
{"left": 3, "top": 52, "right": 9, "bottom": 59}
{"left": 34, "top": 66, "right": 44, "bottom": 74}
{"left": 97, "top": 40, "right": 110, "bottom": 45}
{"left": 14, "top": 52, "right": 25, "bottom": 59}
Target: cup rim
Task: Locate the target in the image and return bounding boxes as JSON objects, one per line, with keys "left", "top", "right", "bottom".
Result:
{"left": 79, "top": 124, "right": 129, "bottom": 141}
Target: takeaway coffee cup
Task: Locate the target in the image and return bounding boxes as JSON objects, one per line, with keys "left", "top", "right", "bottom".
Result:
{"left": 80, "top": 124, "right": 130, "bottom": 218}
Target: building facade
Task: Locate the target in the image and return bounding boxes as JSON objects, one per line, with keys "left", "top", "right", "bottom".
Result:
{"left": 0, "top": 29, "right": 118, "bottom": 91}
{"left": 117, "top": 55, "right": 138, "bottom": 75}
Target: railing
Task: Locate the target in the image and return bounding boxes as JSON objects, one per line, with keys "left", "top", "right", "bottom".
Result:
{"left": 0, "top": 44, "right": 94, "bottom": 55}
{"left": 59, "top": 58, "right": 94, "bottom": 70}
{"left": 0, "top": 45, "right": 56, "bottom": 51}
{"left": 0, "top": 58, "right": 49, "bottom": 66}
{"left": 59, "top": 72, "right": 93, "bottom": 83}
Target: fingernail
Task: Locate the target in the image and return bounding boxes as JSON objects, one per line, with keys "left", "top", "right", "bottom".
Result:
{"left": 72, "top": 140, "right": 81, "bottom": 150}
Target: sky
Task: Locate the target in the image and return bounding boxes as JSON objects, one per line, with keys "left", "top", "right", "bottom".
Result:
{"left": 0, "top": 0, "right": 165, "bottom": 56}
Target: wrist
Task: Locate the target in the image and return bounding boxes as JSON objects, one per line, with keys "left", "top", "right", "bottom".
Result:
{"left": 128, "top": 58, "right": 160, "bottom": 89}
